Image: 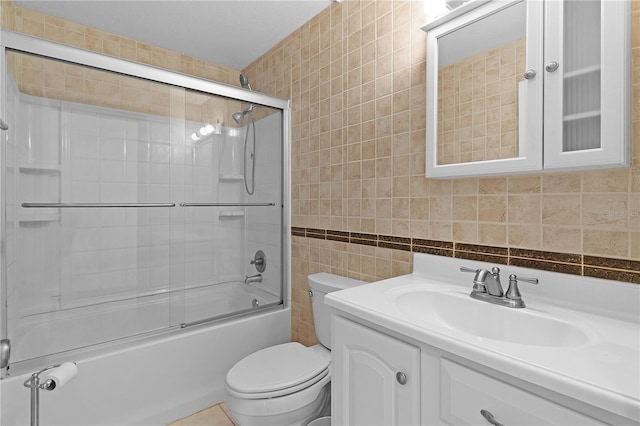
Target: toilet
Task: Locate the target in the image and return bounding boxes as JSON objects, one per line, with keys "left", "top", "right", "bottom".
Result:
{"left": 225, "top": 272, "right": 365, "bottom": 426}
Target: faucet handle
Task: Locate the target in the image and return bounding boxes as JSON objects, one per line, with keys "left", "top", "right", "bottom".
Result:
{"left": 510, "top": 274, "right": 539, "bottom": 285}
{"left": 506, "top": 274, "right": 539, "bottom": 306}
{"left": 460, "top": 266, "right": 487, "bottom": 293}
{"left": 460, "top": 266, "right": 501, "bottom": 277}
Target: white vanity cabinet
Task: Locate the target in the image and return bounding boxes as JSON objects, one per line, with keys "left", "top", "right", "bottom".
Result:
{"left": 326, "top": 254, "right": 639, "bottom": 425}
{"left": 333, "top": 314, "right": 624, "bottom": 426}
{"left": 424, "top": 0, "right": 630, "bottom": 178}
{"left": 331, "top": 315, "right": 421, "bottom": 426}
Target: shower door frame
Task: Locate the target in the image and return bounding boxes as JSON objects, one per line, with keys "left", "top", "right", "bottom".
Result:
{"left": 0, "top": 30, "right": 292, "bottom": 374}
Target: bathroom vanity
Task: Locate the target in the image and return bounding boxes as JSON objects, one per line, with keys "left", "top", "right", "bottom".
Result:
{"left": 326, "top": 254, "right": 640, "bottom": 425}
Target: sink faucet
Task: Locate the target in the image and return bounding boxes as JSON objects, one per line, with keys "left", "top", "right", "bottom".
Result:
{"left": 461, "top": 266, "right": 538, "bottom": 308}
{"left": 244, "top": 273, "right": 263, "bottom": 285}
{"left": 469, "top": 266, "right": 504, "bottom": 297}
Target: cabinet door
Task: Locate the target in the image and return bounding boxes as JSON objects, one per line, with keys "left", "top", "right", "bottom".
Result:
{"left": 439, "top": 359, "right": 603, "bottom": 425}
{"left": 424, "top": 0, "right": 544, "bottom": 178}
{"left": 543, "top": 0, "right": 630, "bottom": 170}
{"left": 332, "top": 316, "right": 420, "bottom": 426}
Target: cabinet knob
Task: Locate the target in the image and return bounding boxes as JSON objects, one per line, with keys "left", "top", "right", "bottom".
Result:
{"left": 523, "top": 69, "right": 537, "bottom": 80}
{"left": 395, "top": 371, "right": 407, "bottom": 385}
{"left": 545, "top": 61, "right": 559, "bottom": 72}
{"left": 480, "top": 409, "right": 504, "bottom": 426}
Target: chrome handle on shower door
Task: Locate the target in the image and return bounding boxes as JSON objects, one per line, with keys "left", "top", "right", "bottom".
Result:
{"left": 22, "top": 203, "right": 175, "bottom": 208}
{"left": 0, "top": 118, "right": 8, "bottom": 131}
{"left": 180, "top": 202, "right": 276, "bottom": 207}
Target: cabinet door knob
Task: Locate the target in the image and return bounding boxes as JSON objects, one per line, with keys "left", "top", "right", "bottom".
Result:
{"left": 480, "top": 409, "right": 504, "bottom": 426}
{"left": 545, "top": 61, "right": 559, "bottom": 72}
{"left": 395, "top": 371, "right": 407, "bottom": 385}
{"left": 523, "top": 69, "right": 537, "bottom": 80}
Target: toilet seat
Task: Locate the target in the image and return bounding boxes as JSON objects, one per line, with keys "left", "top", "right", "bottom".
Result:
{"left": 226, "top": 342, "right": 330, "bottom": 399}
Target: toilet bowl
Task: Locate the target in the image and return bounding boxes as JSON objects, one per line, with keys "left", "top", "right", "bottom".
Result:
{"left": 225, "top": 273, "right": 365, "bottom": 426}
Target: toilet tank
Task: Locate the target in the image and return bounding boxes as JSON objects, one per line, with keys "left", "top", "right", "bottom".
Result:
{"left": 308, "top": 273, "right": 365, "bottom": 349}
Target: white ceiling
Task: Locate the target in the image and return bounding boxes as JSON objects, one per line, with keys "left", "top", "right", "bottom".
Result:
{"left": 15, "top": 0, "right": 334, "bottom": 70}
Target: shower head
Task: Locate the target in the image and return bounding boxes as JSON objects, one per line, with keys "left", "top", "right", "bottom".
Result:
{"left": 232, "top": 104, "right": 254, "bottom": 125}
{"left": 239, "top": 73, "right": 252, "bottom": 90}
{"left": 232, "top": 111, "right": 245, "bottom": 125}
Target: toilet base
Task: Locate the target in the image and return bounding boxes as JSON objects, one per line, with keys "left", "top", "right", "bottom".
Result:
{"left": 226, "top": 382, "right": 330, "bottom": 426}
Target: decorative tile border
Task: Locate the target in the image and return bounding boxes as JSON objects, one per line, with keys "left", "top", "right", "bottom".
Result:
{"left": 378, "top": 235, "right": 412, "bottom": 252}
{"left": 327, "top": 230, "right": 349, "bottom": 243}
{"left": 509, "top": 257, "right": 582, "bottom": 276}
{"left": 456, "top": 243, "right": 508, "bottom": 257}
{"left": 291, "top": 227, "right": 640, "bottom": 285}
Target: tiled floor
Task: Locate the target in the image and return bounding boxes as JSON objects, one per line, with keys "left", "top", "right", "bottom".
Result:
{"left": 168, "top": 403, "right": 236, "bottom": 426}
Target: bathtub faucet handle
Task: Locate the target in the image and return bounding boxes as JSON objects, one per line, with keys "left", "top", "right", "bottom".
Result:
{"left": 250, "top": 250, "right": 266, "bottom": 272}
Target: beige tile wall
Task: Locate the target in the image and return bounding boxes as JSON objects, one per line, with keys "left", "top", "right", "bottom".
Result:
{"left": 243, "top": 0, "right": 640, "bottom": 346}
{"left": 7, "top": 47, "right": 241, "bottom": 126}
{"left": 1, "top": 1, "right": 243, "bottom": 125}
{"left": 0, "top": 2, "right": 240, "bottom": 85}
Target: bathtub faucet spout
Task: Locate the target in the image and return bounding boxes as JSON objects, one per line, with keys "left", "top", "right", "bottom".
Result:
{"left": 244, "top": 273, "right": 263, "bottom": 285}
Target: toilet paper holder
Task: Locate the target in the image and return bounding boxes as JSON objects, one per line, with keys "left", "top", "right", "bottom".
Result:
{"left": 23, "top": 362, "right": 78, "bottom": 426}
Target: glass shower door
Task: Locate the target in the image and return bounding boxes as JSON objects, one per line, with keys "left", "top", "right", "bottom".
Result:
{"left": 2, "top": 46, "right": 285, "bottom": 368}
{"left": 180, "top": 90, "right": 283, "bottom": 327}
{"left": 4, "top": 50, "right": 187, "bottom": 364}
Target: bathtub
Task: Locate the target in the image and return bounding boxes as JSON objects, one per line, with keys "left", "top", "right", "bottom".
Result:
{"left": 9, "top": 281, "right": 282, "bottom": 363}
{"left": 0, "top": 284, "right": 290, "bottom": 425}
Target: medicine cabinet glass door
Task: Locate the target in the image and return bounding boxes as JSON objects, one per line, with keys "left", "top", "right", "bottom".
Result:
{"left": 543, "top": 0, "right": 630, "bottom": 170}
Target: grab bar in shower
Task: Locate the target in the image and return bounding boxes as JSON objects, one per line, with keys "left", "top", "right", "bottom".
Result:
{"left": 180, "top": 202, "right": 276, "bottom": 207}
{"left": 21, "top": 203, "right": 176, "bottom": 208}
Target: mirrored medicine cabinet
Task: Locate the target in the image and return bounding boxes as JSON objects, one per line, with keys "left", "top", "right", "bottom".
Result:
{"left": 423, "top": 0, "right": 630, "bottom": 179}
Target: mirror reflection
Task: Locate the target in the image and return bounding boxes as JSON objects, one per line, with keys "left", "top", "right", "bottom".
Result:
{"left": 436, "top": 1, "right": 526, "bottom": 165}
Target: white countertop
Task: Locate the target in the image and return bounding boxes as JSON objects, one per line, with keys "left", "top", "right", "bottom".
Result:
{"left": 326, "top": 253, "right": 640, "bottom": 422}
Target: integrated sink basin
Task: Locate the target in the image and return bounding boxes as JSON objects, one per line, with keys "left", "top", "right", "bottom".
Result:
{"left": 392, "top": 287, "right": 590, "bottom": 347}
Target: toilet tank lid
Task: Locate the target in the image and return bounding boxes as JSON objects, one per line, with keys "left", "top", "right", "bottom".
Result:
{"left": 308, "top": 272, "right": 365, "bottom": 294}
